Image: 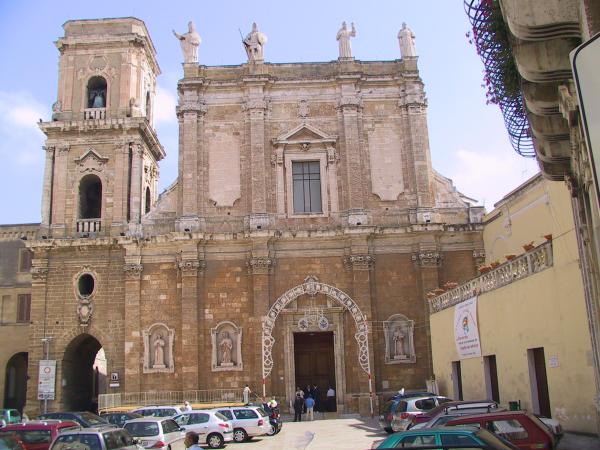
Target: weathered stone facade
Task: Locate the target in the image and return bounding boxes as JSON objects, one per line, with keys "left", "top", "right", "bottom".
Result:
{"left": 20, "top": 17, "right": 484, "bottom": 416}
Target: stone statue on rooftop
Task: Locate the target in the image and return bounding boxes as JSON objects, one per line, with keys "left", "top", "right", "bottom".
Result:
{"left": 173, "top": 21, "right": 201, "bottom": 64}
{"left": 336, "top": 21, "right": 356, "bottom": 59}
{"left": 398, "top": 22, "right": 417, "bottom": 58}
{"left": 243, "top": 22, "right": 267, "bottom": 62}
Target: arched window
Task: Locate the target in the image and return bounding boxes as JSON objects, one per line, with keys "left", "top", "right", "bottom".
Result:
{"left": 79, "top": 175, "right": 102, "bottom": 219}
{"left": 145, "top": 186, "right": 151, "bottom": 214}
{"left": 145, "top": 91, "right": 152, "bottom": 119}
{"left": 87, "top": 76, "right": 107, "bottom": 109}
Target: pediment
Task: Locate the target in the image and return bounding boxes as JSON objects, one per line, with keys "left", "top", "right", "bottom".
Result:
{"left": 74, "top": 148, "right": 109, "bottom": 173}
{"left": 273, "top": 123, "right": 337, "bottom": 146}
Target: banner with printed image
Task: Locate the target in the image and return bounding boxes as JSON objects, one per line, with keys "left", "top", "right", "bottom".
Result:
{"left": 454, "top": 296, "right": 482, "bottom": 359}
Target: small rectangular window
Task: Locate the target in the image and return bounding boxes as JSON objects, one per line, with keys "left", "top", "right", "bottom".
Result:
{"left": 292, "top": 161, "right": 322, "bottom": 213}
{"left": 19, "top": 249, "right": 32, "bottom": 272}
{"left": 17, "top": 294, "right": 31, "bottom": 323}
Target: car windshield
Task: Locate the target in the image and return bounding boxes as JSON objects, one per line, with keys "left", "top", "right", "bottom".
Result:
{"left": 255, "top": 408, "right": 268, "bottom": 417}
{"left": 79, "top": 412, "right": 108, "bottom": 426}
{"left": 11, "top": 431, "right": 52, "bottom": 444}
{"left": 51, "top": 434, "right": 102, "bottom": 450}
{"left": 124, "top": 422, "right": 159, "bottom": 437}
{"left": 214, "top": 413, "right": 228, "bottom": 422}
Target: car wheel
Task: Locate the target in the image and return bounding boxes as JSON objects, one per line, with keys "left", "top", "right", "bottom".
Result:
{"left": 266, "top": 424, "right": 276, "bottom": 436}
{"left": 207, "top": 433, "right": 224, "bottom": 449}
{"left": 233, "top": 428, "right": 248, "bottom": 442}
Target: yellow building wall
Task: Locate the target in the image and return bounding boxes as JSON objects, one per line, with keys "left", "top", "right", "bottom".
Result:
{"left": 431, "top": 177, "right": 597, "bottom": 433}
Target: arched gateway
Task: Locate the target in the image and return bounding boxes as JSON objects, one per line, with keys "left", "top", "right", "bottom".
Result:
{"left": 261, "top": 276, "right": 373, "bottom": 415}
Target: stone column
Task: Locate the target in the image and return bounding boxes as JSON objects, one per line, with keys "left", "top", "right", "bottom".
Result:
{"left": 128, "top": 142, "right": 144, "bottom": 225}
{"left": 178, "top": 250, "right": 204, "bottom": 391}
{"left": 123, "top": 252, "right": 143, "bottom": 394}
{"left": 343, "top": 250, "right": 377, "bottom": 416}
{"left": 40, "top": 146, "right": 55, "bottom": 230}
{"left": 243, "top": 86, "right": 269, "bottom": 222}
{"left": 51, "top": 145, "right": 70, "bottom": 235}
{"left": 273, "top": 148, "right": 285, "bottom": 214}
{"left": 338, "top": 86, "right": 366, "bottom": 223}
{"left": 176, "top": 95, "right": 206, "bottom": 231}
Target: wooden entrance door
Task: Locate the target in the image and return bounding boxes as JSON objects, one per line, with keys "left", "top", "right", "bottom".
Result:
{"left": 294, "top": 332, "right": 335, "bottom": 411}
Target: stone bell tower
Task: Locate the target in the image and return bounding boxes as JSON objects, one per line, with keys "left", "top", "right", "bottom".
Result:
{"left": 39, "top": 18, "right": 165, "bottom": 238}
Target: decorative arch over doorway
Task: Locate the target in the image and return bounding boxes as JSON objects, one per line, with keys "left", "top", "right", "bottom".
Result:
{"left": 262, "top": 276, "right": 373, "bottom": 414}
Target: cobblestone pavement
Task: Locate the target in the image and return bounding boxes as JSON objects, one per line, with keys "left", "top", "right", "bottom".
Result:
{"left": 216, "top": 417, "right": 600, "bottom": 450}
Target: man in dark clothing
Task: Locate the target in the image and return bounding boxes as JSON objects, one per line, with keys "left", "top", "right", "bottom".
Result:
{"left": 312, "top": 384, "right": 320, "bottom": 412}
{"left": 293, "top": 394, "right": 304, "bottom": 422}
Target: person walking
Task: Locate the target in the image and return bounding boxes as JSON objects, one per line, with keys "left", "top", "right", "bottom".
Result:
{"left": 326, "top": 386, "right": 336, "bottom": 412}
{"left": 293, "top": 394, "right": 304, "bottom": 422}
{"left": 312, "top": 384, "right": 320, "bottom": 412}
{"left": 243, "top": 384, "right": 251, "bottom": 405}
{"left": 305, "top": 395, "right": 315, "bottom": 421}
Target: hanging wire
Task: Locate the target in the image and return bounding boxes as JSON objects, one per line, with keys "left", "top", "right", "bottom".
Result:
{"left": 465, "top": 0, "right": 536, "bottom": 157}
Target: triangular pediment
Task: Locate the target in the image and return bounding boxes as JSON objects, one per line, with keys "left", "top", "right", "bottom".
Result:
{"left": 273, "top": 123, "right": 337, "bottom": 145}
{"left": 75, "top": 148, "right": 109, "bottom": 174}
{"left": 75, "top": 148, "right": 109, "bottom": 164}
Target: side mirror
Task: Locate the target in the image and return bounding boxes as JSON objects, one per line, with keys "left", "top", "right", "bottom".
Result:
{"left": 179, "top": 427, "right": 186, "bottom": 431}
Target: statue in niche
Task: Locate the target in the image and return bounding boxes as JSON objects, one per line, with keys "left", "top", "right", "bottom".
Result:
{"left": 219, "top": 331, "right": 234, "bottom": 366}
{"left": 393, "top": 327, "right": 406, "bottom": 359}
{"left": 173, "top": 21, "right": 201, "bottom": 64}
{"left": 153, "top": 333, "right": 166, "bottom": 368}
{"left": 398, "top": 22, "right": 417, "bottom": 58}
{"left": 243, "top": 22, "right": 267, "bottom": 62}
{"left": 336, "top": 22, "right": 356, "bottom": 58}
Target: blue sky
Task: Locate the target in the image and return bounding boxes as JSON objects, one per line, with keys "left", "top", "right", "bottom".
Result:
{"left": 0, "top": 0, "right": 539, "bottom": 224}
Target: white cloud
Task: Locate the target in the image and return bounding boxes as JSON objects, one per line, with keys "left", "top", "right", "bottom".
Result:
{"left": 153, "top": 85, "right": 177, "bottom": 124}
{"left": 448, "top": 148, "right": 540, "bottom": 208}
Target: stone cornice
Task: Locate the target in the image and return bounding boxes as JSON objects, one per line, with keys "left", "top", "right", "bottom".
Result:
{"left": 412, "top": 251, "right": 442, "bottom": 268}
{"left": 178, "top": 259, "right": 206, "bottom": 276}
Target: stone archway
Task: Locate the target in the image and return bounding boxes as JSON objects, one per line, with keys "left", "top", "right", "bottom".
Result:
{"left": 262, "top": 276, "right": 372, "bottom": 414}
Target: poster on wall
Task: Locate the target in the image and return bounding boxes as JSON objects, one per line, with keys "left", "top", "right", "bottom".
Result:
{"left": 454, "top": 297, "right": 482, "bottom": 359}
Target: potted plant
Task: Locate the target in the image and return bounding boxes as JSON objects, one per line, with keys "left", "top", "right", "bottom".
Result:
{"left": 478, "top": 265, "right": 492, "bottom": 274}
{"left": 490, "top": 260, "right": 501, "bottom": 268}
{"left": 443, "top": 281, "right": 458, "bottom": 289}
{"left": 544, "top": 234, "right": 553, "bottom": 242}
{"left": 505, "top": 254, "right": 516, "bottom": 261}
{"left": 433, "top": 288, "right": 445, "bottom": 295}
{"left": 522, "top": 241, "right": 535, "bottom": 252}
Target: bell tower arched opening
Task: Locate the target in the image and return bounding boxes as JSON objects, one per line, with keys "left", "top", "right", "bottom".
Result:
{"left": 62, "top": 334, "right": 104, "bottom": 412}
{"left": 4, "top": 352, "right": 28, "bottom": 412}
{"left": 78, "top": 175, "right": 102, "bottom": 220}
{"left": 87, "top": 76, "right": 107, "bottom": 109}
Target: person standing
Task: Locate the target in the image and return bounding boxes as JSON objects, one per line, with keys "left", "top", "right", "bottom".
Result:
{"left": 312, "top": 384, "right": 320, "bottom": 412}
{"left": 183, "top": 401, "right": 192, "bottom": 412}
{"left": 326, "top": 386, "right": 336, "bottom": 412}
{"left": 293, "top": 394, "right": 304, "bottom": 422}
{"left": 243, "top": 384, "right": 251, "bottom": 405}
{"left": 305, "top": 395, "right": 315, "bottom": 421}
{"left": 183, "top": 432, "right": 202, "bottom": 450}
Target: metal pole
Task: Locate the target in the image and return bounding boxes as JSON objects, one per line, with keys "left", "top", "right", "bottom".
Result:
{"left": 262, "top": 378, "right": 266, "bottom": 400}
{"left": 368, "top": 372, "right": 374, "bottom": 418}
{"left": 43, "top": 339, "right": 49, "bottom": 414}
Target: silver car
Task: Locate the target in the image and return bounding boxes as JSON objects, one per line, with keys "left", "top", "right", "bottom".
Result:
{"left": 50, "top": 427, "right": 142, "bottom": 450}
{"left": 130, "top": 407, "right": 183, "bottom": 418}
{"left": 212, "top": 407, "right": 270, "bottom": 442}
{"left": 173, "top": 411, "right": 233, "bottom": 449}
{"left": 123, "top": 418, "right": 185, "bottom": 450}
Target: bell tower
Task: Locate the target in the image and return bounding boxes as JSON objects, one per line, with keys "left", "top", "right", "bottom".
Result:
{"left": 39, "top": 18, "right": 165, "bottom": 238}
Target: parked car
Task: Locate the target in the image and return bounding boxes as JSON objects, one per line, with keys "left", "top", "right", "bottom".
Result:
{"left": 0, "top": 411, "right": 22, "bottom": 427}
{"left": 379, "top": 395, "right": 451, "bottom": 433}
{"left": 388, "top": 391, "right": 437, "bottom": 401}
{"left": 212, "top": 406, "right": 270, "bottom": 442}
{"left": 0, "top": 420, "right": 80, "bottom": 450}
{"left": 172, "top": 411, "right": 232, "bottom": 449}
{"left": 49, "top": 427, "right": 142, "bottom": 450}
{"left": 100, "top": 413, "right": 143, "bottom": 428}
{"left": 37, "top": 413, "right": 113, "bottom": 430}
{"left": 123, "top": 418, "right": 185, "bottom": 450}
{"left": 371, "top": 426, "right": 520, "bottom": 449}
{"left": 130, "top": 407, "right": 182, "bottom": 419}
{"left": 446, "top": 410, "right": 556, "bottom": 450}
{"left": 0, "top": 434, "right": 26, "bottom": 450}
{"left": 408, "top": 400, "right": 500, "bottom": 429}
{"left": 534, "top": 414, "right": 563, "bottom": 443}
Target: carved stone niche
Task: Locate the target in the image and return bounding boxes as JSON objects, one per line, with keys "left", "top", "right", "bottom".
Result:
{"left": 143, "top": 323, "right": 175, "bottom": 373}
{"left": 383, "top": 314, "right": 416, "bottom": 364}
{"left": 74, "top": 149, "right": 109, "bottom": 174}
{"left": 211, "top": 321, "right": 243, "bottom": 372}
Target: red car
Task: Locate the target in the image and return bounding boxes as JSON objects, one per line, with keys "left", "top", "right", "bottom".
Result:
{"left": 0, "top": 420, "right": 80, "bottom": 450}
{"left": 446, "top": 410, "right": 556, "bottom": 450}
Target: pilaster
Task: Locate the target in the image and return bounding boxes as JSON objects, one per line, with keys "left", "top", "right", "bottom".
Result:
{"left": 111, "top": 141, "right": 129, "bottom": 229}
{"left": 51, "top": 145, "right": 70, "bottom": 234}
{"left": 243, "top": 87, "right": 269, "bottom": 214}
{"left": 40, "top": 146, "right": 55, "bottom": 230}
{"left": 123, "top": 249, "right": 143, "bottom": 393}
{"left": 128, "top": 143, "right": 144, "bottom": 224}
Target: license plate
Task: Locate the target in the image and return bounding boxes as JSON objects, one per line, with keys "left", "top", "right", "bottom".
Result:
{"left": 141, "top": 442, "right": 150, "bottom": 447}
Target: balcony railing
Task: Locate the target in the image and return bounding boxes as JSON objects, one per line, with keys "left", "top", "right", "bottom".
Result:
{"left": 77, "top": 219, "right": 101, "bottom": 234}
{"left": 99, "top": 389, "right": 244, "bottom": 411}
{"left": 429, "top": 241, "right": 553, "bottom": 314}
{"left": 84, "top": 108, "right": 106, "bottom": 120}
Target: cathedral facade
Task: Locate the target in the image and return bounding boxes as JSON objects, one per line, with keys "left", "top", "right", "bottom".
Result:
{"left": 23, "top": 17, "right": 484, "bottom": 415}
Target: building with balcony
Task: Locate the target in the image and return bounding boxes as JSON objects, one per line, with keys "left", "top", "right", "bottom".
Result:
{"left": 465, "top": 0, "right": 600, "bottom": 431}
{"left": 429, "top": 174, "right": 596, "bottom": 433}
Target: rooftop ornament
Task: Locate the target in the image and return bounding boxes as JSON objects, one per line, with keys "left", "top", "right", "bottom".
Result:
{"left": 465, "top": 0, "right": 535, "bottom": 158}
